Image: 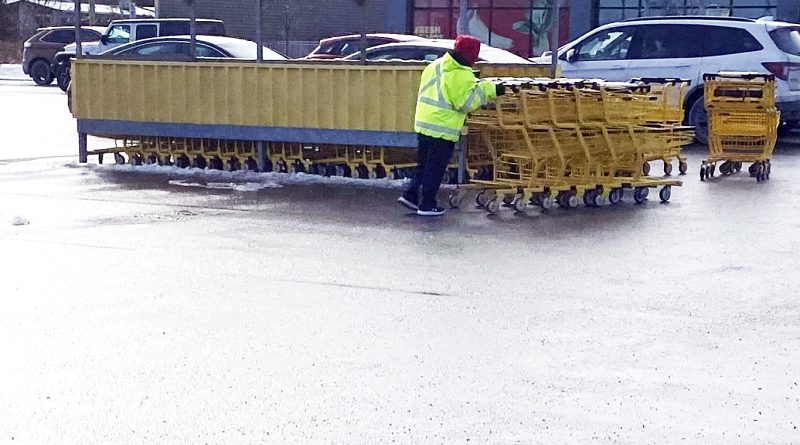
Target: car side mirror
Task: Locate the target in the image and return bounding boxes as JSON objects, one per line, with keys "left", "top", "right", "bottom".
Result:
{"left": 100, "top": 34, "right": 108, "bottom": 45}
{"left": 564, "top": 48, "right": 577, "bottom": 63}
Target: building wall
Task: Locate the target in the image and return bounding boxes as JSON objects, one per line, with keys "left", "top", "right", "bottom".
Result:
{"left": 158, "top": 0, "right": 408, "bottom": 42}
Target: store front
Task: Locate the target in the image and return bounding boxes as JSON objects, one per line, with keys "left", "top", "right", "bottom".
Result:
{"left": 411, "top": 0, "right": 572, "bottom": 58}
{"left": 595, "top": 0, "right": 779, "bottom": 27}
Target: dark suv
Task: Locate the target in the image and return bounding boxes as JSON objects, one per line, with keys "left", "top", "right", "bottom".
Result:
{"left": 22, "top": 26, "right": 104, "bottom": 86}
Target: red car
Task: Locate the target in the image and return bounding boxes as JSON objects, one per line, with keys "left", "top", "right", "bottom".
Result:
{"left": 305, "top": 33, "right": 425, "bottom": 60}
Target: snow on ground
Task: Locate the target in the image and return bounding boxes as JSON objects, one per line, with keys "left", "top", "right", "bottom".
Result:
{"left": 0, "top": 64, "right": 26, "bottom": 80}
{"left": 79, "top": 161, "right": 418, "bottom": 191}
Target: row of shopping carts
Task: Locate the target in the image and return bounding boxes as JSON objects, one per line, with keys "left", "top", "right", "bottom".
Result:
{"left": 99, "top": 137, "right": 428, "bottom": 180}
{"left": 448, "top": 77, "right": 694, "bottom": 213}
{"left": 702, "top": 72, "right": 779, "bottom": 182}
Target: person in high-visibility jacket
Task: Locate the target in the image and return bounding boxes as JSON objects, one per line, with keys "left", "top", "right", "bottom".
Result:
{"left": 398, "top": 35, "right": 505, "bottom": 216}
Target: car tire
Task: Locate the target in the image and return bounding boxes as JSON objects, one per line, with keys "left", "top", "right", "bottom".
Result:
{"left": 30, "top": 60, "right": 54, "bottom": 86}
{"left": 687, "top": 94, "right": 708, "bottom": 145}
{"left": 56, "top": 65, "right": 70, "bottom": 92}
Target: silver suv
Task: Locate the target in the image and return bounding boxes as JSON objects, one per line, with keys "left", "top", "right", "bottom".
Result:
{"left": 533, "top": 16, "right": 800, "bottom": 143}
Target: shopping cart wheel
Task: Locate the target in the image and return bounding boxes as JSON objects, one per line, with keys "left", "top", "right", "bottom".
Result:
{"left": 475, "top": 190, "right": 490, "bottom": 207}
{"left": 719, "top": 161, "right": 731, "bottom": 176}
{"left": 755, "top": 163, "right": 765, "bottom": 182}
{"left": 567, "top": 192, "right": 579, "bottom": 209}
{"left": 733, "top": 162, "right": 742, "bottom": 173}
{"left": 502, "top": 194, "right": 515, "bottom": 206}
{"left": 709, "top": 164, "right": 716, "bottom": 177}
{"left": 765, "top": 161, "right": 771, "bottom": 179}
{"left": 512, "top": 197, "right": 527, "bottom": 212}
{"left": 114, "top": 153, "right": 126, "bottom": 165}
{"left": 540, "top": 196, "right": 554, "bottom": 211}
{"left": 633, "top": 187, "right": 649, "bottom": 204}
{"left": 188, "top": 155, "right": 202, "bottom": 169}
{"left": 663, "top": 162, "right": 673, "bottom": 176}
{"left": 700, "top": 165, "right": 706, "bottom": 181}
{"left": 556, "top": 192, "right": 569, "bottom": 209}
{"left": 448, "top": 193, "right": 463, "bottom": 209}
{"left": 485, "top": 198, "right": 501, "bottom": 214}
{"left": 642, "top": 162, "right": 651, "bottom": 176}
{"left": 678, "top": 161, "right": 688, "bottom": 175}
{"left": 583, "top": 189, "right": 600, "bottom": 207}
{"left": 659, "top": 186, "right": 672, "bottom": 203}
{"left": 748, "top": 163, "right": 758, "bottom": 177}
{"left": 608, "top": 188, "right": 623, "bottom": 205}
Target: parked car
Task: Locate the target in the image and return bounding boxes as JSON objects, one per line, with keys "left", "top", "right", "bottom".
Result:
{"left": 54, "top": 18, "right": 226, "bottom": 91}
{"left": 342, "top": 39, "right": 533, "bottom": 64}
{"left": 22, "top": 26, "right": 104, "bottom": 86}
{"left": 305, "top": 33, "right": 425, "bottom": 60}
{"left": 66, "top": 36, "right": 285, "bottom": 113}
{"left": 530, "top": 16, "right": 800, "bottom": 143}
{"left": 99, "top": 35, "right": 286, "bottom": 60}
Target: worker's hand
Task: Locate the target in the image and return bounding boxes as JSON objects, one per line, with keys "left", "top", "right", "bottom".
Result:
{"left": 496, "top": 83, "right": 507, "bottom": 96}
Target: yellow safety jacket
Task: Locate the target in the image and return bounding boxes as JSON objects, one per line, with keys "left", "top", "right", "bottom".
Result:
{"left": 414, "top": 52, "right": 497, "bottom": 142}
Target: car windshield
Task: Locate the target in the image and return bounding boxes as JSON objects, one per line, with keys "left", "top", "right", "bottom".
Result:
{"left": 770, "top": 26, "right": 800, "bottom": 56}
{"left": 215, "top": 40, "right": 285, "bottom": 60}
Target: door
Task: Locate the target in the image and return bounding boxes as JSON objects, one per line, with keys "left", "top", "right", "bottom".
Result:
{"left": 559, "top": 26, "right": 635, "bottom": 81}
{"left": 624, "top": 24, "right": 703, "bottom": 84}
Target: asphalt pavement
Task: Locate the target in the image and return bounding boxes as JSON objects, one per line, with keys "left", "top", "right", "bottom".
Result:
{"left": 1, "top": 80, "right": 799, "bottom": 444}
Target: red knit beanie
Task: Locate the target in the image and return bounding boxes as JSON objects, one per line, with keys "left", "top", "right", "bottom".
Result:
{"left": 453, "top": 35, "right": 481, "bottom": 66}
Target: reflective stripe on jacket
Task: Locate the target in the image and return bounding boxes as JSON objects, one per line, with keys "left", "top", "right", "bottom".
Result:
{"left": 414, "top": 52, "right": 497, "bottom": 143}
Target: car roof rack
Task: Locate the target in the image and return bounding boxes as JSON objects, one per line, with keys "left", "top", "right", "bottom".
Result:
{"left": 621, "top": 15, "right": 756, "bottom": 23}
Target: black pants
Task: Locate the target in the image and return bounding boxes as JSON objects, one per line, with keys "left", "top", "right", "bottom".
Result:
{"left": 404, "top": 133, "right": 455, "bottom": 210}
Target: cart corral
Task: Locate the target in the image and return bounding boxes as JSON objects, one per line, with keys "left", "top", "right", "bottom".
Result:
{"left": 71, "top": 59, "right": 556, "bottom": 182}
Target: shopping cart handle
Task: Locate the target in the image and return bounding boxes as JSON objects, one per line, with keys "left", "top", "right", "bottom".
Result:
{"left": 703, "top": 72, "right": 775, "bottom": 82}
{"left": 631, "top": 77, "right": 692, "bottom": 85}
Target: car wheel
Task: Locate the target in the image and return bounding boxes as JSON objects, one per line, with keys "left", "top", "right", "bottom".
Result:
{"left": 687, "top": 94, "right": 708, "bottom": 145}
{"left": 30, "top": 60, "right": 54, "bottom": 86}
{"left": 56, "top": 65, "right": 70, "bottom": 92}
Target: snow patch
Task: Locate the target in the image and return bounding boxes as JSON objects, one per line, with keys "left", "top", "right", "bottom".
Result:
{"left": 0, "top": 64, "right": 26, "bottom": 81}
{"left": 10, "top": 215, "right": 29, "bottom": 226}
{"left": 83, "top": 162, "right": 413, "bottom": 190}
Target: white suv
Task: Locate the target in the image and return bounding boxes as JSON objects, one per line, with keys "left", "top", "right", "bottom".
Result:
{"left": 532, "top": 17, "right": 800, "bottom": 143}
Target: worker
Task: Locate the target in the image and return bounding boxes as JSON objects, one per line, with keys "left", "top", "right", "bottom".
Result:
{"left": 398, "top": 35, "right": 505, "bottom": 216}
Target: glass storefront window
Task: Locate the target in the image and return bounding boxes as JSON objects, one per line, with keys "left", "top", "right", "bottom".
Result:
{"left": 597, "top": 0, "right": 776, "bottom": 26}
{"left": 413, "top": 0, "right": 572, "bottom": 57}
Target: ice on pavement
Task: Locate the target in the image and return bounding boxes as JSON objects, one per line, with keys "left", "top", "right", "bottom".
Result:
{"left": 10, "top": 215, "right": 29, "bottom": 226}
{"left": 169, "top": 179, "right": 283, "bottom": 191}
{"left": 83, "top": 162, "right": 415, "bottom": 190}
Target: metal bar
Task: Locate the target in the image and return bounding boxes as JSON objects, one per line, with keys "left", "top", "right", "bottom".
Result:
{"left": 189, "top": 1, "right": 196, "bottom": 59}
{"left": 256, "top": 0, "right": 263, "bottom": 62}
{"left": 74, "top": 0, "right": 82, "bottom": 58}
{"left": 78, "top": 132, "right": 88, "bottom": 163}
{"left": 257, "top": 141, "right": 266, "bottom": 171}
{"left": 457, "top": 135, "right": 467, "bottom": 184}
{"left": 550, "top": 0, "right": 560, "bottom": 78}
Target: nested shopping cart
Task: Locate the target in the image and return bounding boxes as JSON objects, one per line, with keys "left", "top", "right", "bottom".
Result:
{"left": 701, "top": 72, "right": 779, "bottom": 182}
{"left": 448, "top": 77, "right": 683, "bottom": 214}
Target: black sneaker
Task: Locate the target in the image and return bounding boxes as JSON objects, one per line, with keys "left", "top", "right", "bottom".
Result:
{"left": 416, "top": 206, "right": 446, "bottom": 216}
{"left": 398, "top": 196, "right": 419, "bottom": 211}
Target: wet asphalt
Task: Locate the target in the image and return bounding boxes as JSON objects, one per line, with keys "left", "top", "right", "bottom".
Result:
{"left": 1, "top": 80, "right": 799, "bottom": 443}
